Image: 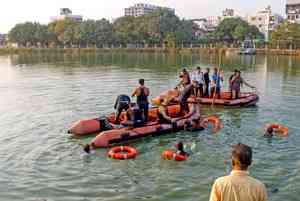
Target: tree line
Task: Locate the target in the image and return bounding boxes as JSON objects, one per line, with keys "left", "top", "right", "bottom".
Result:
{"left": 8, "top": 9, "right": 269, "bottom": 48}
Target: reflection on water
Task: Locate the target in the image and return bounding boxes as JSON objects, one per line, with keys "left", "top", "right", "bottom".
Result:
{"left": 0, "top": 52, "right": 300, "bottom": 201}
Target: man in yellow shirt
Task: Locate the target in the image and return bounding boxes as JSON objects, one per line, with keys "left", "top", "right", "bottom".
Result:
{"left": 209, "top": 143, "right": 267, "bottom": 201}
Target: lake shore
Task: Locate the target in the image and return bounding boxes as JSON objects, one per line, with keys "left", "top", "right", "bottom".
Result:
{"left": 0, "top": 47, "right": 300, "bottom": 56}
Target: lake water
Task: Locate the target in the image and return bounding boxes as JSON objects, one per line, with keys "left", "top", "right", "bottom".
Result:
{"left": 0, "top": 52, "right": 300, "bottom": 201}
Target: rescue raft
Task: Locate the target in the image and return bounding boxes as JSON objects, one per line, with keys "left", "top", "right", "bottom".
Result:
{"left": 152, "top": 89, "right": 259, "bottom": 107}
{"left": 68, "top": 104, "right": 181, "bottom": 135}
{"left": 89, "top": 103, "right": 203, "bottom": 148}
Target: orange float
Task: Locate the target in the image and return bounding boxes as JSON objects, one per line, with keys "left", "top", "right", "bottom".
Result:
{"left": 265, "top": 123, "right": 288, "bottom": 137}
{"left": 201, "top": 115, "right": 222, "bottom": 133}
{"left": 108, "top": 146, "right": 137, "bottom": 160}
{"left": 162, "top": 150, "right": 187, "bottom": 161}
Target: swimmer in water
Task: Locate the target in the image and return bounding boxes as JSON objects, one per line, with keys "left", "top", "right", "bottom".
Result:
{"left": 264, "top": 127, "right": 274, "bottom": 138}
{"left": 82, "top": 143, "right": 96, "bottom": 154}
{"left": 175, "top": 142, "right": 189, "bottom": 157}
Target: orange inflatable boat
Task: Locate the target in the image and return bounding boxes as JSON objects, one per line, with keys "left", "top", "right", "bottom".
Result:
{"left": 68, "top": 104, "right": 181, "bottom": 135}
{"left": 90, "top": 104, "right": 201, "bottom": 148}
{"left": 152, "top": 89, "right": 259, "bottom": 107}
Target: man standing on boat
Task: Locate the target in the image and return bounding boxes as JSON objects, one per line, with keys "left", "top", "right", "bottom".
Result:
{"left": 177, "top": 68, "right": 191, "bottom": 90}
{"left": 230, "top": 71, "right": 256, "bottom": 99}
{"left": 210, "top": 68, "right": 223, "bottom": 99}
{"left": 203, "top": 68, "right": 210, "bottom": 97}
{"left": 132, "top": 79, "right": 150, "bottom": 122}
{"left": 229, "top": 69, "right": 239, "bottom": 99}
{"left": 209, "top": 143, "right": 267, "bottom": 201}
{"left": 191, "top": 66, "right": 205, "bottom": 97}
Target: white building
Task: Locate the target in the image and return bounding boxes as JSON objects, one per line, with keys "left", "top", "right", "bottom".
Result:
{"left": 192, "top": 18, "right": 208, "bottom": 30}
{"left": 205, "top": 16, "right": 222, "bottom": 32}
{"left": 248, "top": 6, "right": 283, "bottom": 41}
{"left": 51, "top": 8, "right": 83, "bottom": 22}
{"left": 204, "top": 9, "right": 238, "bottom": 32}
{"left": 286, "top": 0, "right": 300, "bottom": 23}
{"left": 124, "top": 3, "right": 175, "bottom": 17}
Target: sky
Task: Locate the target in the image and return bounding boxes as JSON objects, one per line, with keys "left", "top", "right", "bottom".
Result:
{"left": 0, "top": 0, "right": 286, "bottom": 33}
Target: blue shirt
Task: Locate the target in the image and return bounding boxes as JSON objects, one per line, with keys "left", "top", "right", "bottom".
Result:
{"left": 212, "top": 73, "right": 222, "bottom": 88}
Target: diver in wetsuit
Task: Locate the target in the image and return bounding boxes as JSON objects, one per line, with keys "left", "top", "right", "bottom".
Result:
{"left": 132, "top": 79, "right": 150, "bottom": 123}
{"left": 114, "top": 94, "right": 131, "bottom": 124}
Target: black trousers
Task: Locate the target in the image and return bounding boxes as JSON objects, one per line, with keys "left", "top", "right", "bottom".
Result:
{"left": 138, "top": 102, "right": 149, "bottom": 122}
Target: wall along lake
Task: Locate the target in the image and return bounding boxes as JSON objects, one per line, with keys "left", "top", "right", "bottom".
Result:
{"left": 0, "top": 52, "right": 300, "bottom": 201}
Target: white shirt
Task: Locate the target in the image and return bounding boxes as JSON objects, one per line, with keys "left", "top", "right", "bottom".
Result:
{"left": 191, "top": 71, "right": 204, "bottom": 84}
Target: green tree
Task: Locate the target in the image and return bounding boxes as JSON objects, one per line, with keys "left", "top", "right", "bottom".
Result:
{"left": 47, "top": 19, "right": 80, "bottom": 47}
{"left": 113, "top": 16, "right": 137, "bottom": 45}
{"left": 9, "top": 22, "right": 50, "bottom": 47}
{"left": 271, "top": 21, "right": 300, "bottom": 48}
{"left": 214, "top": 18, "right": 264, "bottom": 42}
{"left": 95, "top": 19, "right": 114, "bottom": 47}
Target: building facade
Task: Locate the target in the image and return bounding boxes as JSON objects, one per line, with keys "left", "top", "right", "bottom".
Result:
{"left": 51, "top": 8, "right": 83, "bottom": 22}
{"left": 248, "top": 6, "right": 283, "bottom": 41}
{"left": 222, "top": 9, "right": 235, "bottom": 18}
{"left": 124, "top": 3, "right": 174, "bottom": 17}
{"left": 286, "top": 0, "right": 300, "bottom": 23}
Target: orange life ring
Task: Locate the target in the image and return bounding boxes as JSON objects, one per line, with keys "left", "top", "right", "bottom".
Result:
{"left": 202, "top": 116, "right": 222, "bottom": 133}
{"left": 265, "top": 123, "right": 288, "bottom": 136}
{"left": 161, "top": 150, "right": 187, "bottom": 161}
{"left": 108, "top": 146, "right": 137, "bottom": 160}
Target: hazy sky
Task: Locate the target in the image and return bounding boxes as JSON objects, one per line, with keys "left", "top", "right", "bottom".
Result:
{"left": 0, "top": 0, "right": 286, "bottom": 33}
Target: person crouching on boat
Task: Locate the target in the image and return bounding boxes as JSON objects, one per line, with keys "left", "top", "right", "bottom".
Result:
{"left": 123, "top": 103, "right": 145, "bottom": 129}
{"left": 114, "top": 94, "right": 131, "bottom": 124}
{"left": 230, "top": 71, "right": 256, "bottom": 99}
{"left": 157, "top": 98, "right": 174, "bottom": 124}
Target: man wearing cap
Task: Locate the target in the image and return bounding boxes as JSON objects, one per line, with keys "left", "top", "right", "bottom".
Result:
{"left": 209, "top": 143, "right": 267, "bottom": 201}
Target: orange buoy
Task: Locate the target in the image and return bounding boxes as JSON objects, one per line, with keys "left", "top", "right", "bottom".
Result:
{"left": 265, "top": 124, "right": 288, "bottom": 137}
{"left": 108, "top": 146, "right": 137, "bottom": 160}
{"left": 161, "top": 150, "right": 187, "bottom": 161}
{"left": 201, "top": 115, "right": 222, "bottom": 133}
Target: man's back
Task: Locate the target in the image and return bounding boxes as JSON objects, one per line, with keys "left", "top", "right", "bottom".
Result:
{"left": 210, "top": 170, "right": 267, "bottom": 201}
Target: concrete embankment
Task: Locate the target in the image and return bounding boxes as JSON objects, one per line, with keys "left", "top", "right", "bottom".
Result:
{"left": 0, "top": 47, "right": 300, "bottom": 56}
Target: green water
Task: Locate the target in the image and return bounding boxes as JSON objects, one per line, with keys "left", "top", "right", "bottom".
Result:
{"left": 0, "top": 52, "right": 300, "bottom": 201}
